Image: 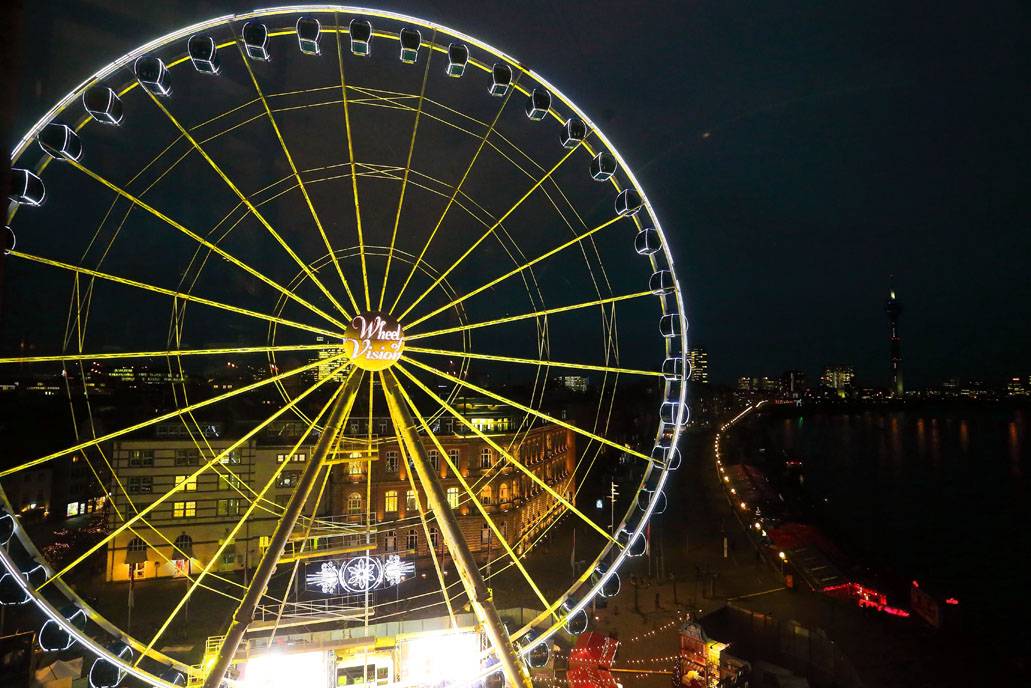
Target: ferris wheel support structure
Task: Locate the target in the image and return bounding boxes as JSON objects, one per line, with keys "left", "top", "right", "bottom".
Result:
{"left": 381, "top": 370, "right": 533, "bottom": 688}
{"left": 202, "top": 371, "right": 362, "bottom": 688}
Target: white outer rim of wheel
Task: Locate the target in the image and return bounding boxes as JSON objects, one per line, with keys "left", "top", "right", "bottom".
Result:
{"left": 6, "top": 5, "right": 690, "bottom": 686}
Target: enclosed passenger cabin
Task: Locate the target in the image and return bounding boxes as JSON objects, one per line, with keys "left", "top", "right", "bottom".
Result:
{"left": 561, "top": 117, "right": 587, "bottom": 148}
{"left": 659, "top": 313, "right": 682, "bottom": 338}
{"left": 649, "top": 269, "right": 675, "bottom": 295}
{"left": 296, "top": 17, "right": 321, "bottom": 55}
{"left": 2, "top": 226, "right": 14, "bottom": 256}
{"left": 660, "top": 400, "right": 689, "bottom": 427}
{"left": 8, "top": 169, "right": 45, "bottom": 207}
{"left": 89, "top": 641, "right": 133, "bottom": 688}
{"left": 652, "top": 441, "right": 682, "bottom": 470}
{"left": 489, "top": 63, "right": 512, "bottom": 96}
{"left": 562, "top": 602, "right": 589, "bottom": 634}
{"left": 590, "top": 152, "right": 617, "bottom": 181}
{"left": 638, "top": 488, "right": 668, "bottom": 515}
{"left": 349, "top": 19, "right": 373, "bottom": 56}
{"left": 446, "top": 43, "right": 469, "bottom": 77}
{"left": 37, "top": 122, "right": 82, "bottom": 161}
{"left": 525, "top": 88, "right": 551, "bottom": 121}
{"left": 399, "top": 28, "right": 421, "bottom": 63}
{"left": 38, "top": 605, "right": 87, "bottom": 652}
{"left": 593, "top": 564, "right": 621, "bottom": 598}
{"left": 188, "top": 34, "right": 220, "bottom": 74}
{"left": 615, "top": 188, "right": 643, "bottom": 216}
{"left": 82, "top": 87, "right": 123, "bottom": 125}
{"left": 135, "top": 56, "right": 171, "bottom": 96}
{"left": 242, "top": 22, "right": 270, "bottom": 61}
{"left": 634, "top": 227, "right": 661, "bottom": 255}
{"left": 662, "top": 356, "right": 685, "bottom": 381}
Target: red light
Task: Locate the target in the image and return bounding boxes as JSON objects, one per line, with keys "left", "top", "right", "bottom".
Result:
{"left": 945, "top": 597, "right": 959, "bottom": 606}
{"left": 911, "top": 580, "right": 919, "bottom": 588}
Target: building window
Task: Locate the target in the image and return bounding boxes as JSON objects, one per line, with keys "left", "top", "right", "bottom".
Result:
{"left": 173, "top": 534, "right": 192, "bottom": 560}
{"left": 347, "top": 493, "right": 362, "bottom": 515}
{"left": 378, "top": 420, "right": 388, "bottom": 434}
{"left": 218, "top": 473, "right": 243, "bottom": 491}
{"left": 406, "top": 528, "right": 417, "bottom": 550}
{"left": 128, "top": 449, "right": 154, "bottom": 467}
{"left": 127, "top": 537, "right": 147, "bottom": 554}
{"left": 348, "top": 461, "right": 364, "bottom": 476}
{"left": 276, "top": 471, "right": 300, "bottom": 489}
{"left": 481, "top": 523, "right": 491, "bottom": 545}
{"left": 385, "top": 450, "right": 399, "bottom": 473}
{"left": 499, "top": 482, "right": 509, "bottom": 502}
{"left": 222, "top": 549, "right": 236, "bottom": 565}
{"left": 127, "top": 476, "right": 153, "bottom": 494}
{"left": 175, "top": 475, "right": 197, "bottom": 491}
{"left": 447, "top": 487, "right": 460, "bottom": 509}
{"left": 430, "top": 526, "right": 439, "bottom": 550}
{"left": 220, "top": 450, "right": 241, "bottom": 465}
{"left": 480, "top": 447, "right": 492, "bottom": 468}
{"left": 480, "top": 485, "right": 493, "bottom": 505}
{"left": 277, "top": 452, "right": 306, "bottom": 463}
{"left": 172, "top": 501, "right": 196, "bottom": 518}
{"left": 428, "top": 449, "right": 439, "bottom": 471}
{"left": 405, "top": 490, "right": 417, "bottom": 512}
{"left": 448, "top": 448, "right": 460, "bottom": 466}
{"left": 258, "top": 535, "right": 271, "bottom": 552}
{"left": 174, "top": 449, "right": 199, "bottom": 466}
{"left": 217, "top": 498, "right": 241, "bottom": 516}
{"left": 384, "top": 490, "right": 399, "bottom": 513}
{"left": 275, "top": 494, "right": 290, "bottom": 507}
{"left": 385, "top": 529, "right": 397, "bottom": 551}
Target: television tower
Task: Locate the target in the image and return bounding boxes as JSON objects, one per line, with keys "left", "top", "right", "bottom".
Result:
{"left": 885, "top": 285, "right": 903, "bottom": 397}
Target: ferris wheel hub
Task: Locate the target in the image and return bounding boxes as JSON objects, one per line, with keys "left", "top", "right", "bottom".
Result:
{"left": 343, "top": 310, "right": 405, "bottom": 371}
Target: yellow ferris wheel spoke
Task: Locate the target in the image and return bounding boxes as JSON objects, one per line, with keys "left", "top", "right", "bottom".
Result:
{"left": 379, "top": 30, "right": 435, "bottom": 311}
{"left": 404, "top": 345, "right": 663, "bottom": 378}
{"left": 391, "top": 376, "right": 554, "bottom": 612}
{"left": 387, "top": 416, "right": 459, "bottom": 629}
{"left": 401, "top": 355, "right": 653, "bottom": 464}
{"left": 33, "top": 357, "right": 347, "bottom": 590}
{"left": 406, "top": 214, "right": 624, "bottom": 328}
{"left": 139, "top": 84, "right": 352, "bottom": 321}
{"left": 394, "top": 363, "right": 618, "bottom": 545}
{"left": 9, "top": 250, "right": 344, "bottom": 340}
{"left": 0, "top": 351, "right": 347, "bottom": 480}
{"left": 332, "top": 15, "right": 371, "bottom": 310}
{"left": 137, "top": 368, "right": 353, "bottom": 667}
{"left": 406, "top": 289, "right": 654, "bottom": 341}
{"left": 388, "top": 72, "right": 521, "bottom": 316}
{"left": 63, "top": 158, "right": 350, "bottom": 332}
{"left": 0, "top": 342, "right": 331, "bottom": 366}
{"left": 234, "top": 36, "right": 363, "bottom": 317}
{"left": 397, "top": 143, "right": 583, "bottom": 322}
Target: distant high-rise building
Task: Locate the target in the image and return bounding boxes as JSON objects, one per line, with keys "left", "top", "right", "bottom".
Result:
{"left": 558, "top": 375, "right": 588, "bottom": 393}
{"left": 314, "top": 335, "right": 346, "bottom": 381}
{"left": 885, "top": 288, "right": 904, "bottom": 397}
{"left": 687, "top": 347, "right": 709, "bottom": 384}
{"left": 782, "top": 370, "right": 807, "bottom": 397}
{"left": 821, "top": 365, "right": 855, "bottom": 391}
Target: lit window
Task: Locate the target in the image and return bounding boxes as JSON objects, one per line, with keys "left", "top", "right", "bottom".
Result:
{"left": 480, "top": 447, "right": 492, "bottom": 468}
{"left": 481, "top": 523, "right": 491, "bottom": 545}
{"left": 172, "top": 501, "right": 196, "bottom": 518}
{"left": 276, "top": 471, "right": 300, "bottom": 489}
{"left": 347, "top": 492, "right": 362, "bottom": 515}
{"left": 385, "top": 529, "right": 397, "bottom": 551}
{"left": 218, "top": 473, "right": 243, "bottom": 491}
{"left": 499, "top": 483, "right": 509, "bottom": 502}
{"left": 258, "top": 535, "right": 271, "bottom": 552}
{"left": 384, "top": 490, "right": 399, "bottom": 513}
{"left": 349, "top": 461, "right": 364, "bottom": 476}
{"left": 385, "top": 450, "right": 399, "bottom": 473}
{"left": 480, "top": 485, "right": 493, "bottom": 505}
{"left": 447, "top": 487, "right": 459, "bottom": 509}
{"left": 405, "top": 490, "right": 417, "bottom": 512}
{"left": 175, "top": 475, "right": 197, "bottom": 491}
{"left": 217, "top": 498, "right": 240, "bottom": 516}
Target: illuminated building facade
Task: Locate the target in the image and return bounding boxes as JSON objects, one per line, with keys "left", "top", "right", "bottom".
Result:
{"left": 687, "top": 347, "right": 709, "bottom": 384}
{"left": 820, "top": 365, "right": 855, "bottom": 392}
{"left": 557, "top": 375, "right": 588, "bottom": 393}
{"left": 104, "top": 417, "right": 573, "bottom": 581}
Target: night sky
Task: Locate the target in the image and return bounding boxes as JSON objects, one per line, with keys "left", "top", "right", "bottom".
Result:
{"left": 9, "top": 0, "right": 1029, "bottom": 387}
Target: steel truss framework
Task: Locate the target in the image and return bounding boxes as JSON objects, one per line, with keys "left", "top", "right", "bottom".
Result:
{"left": 1, "top": 6, "right": 688, "bottom": 688}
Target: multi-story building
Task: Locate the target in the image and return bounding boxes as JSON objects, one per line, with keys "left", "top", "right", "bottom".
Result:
{"left": 687, "top": 348, "right": 709, "bottom": 384}
{"left": 782, "top": 370, "right": 807, "bottom": 398}
{"left": 558, "top": 375, "right": 588, "bottom": 393}
{"left": 105, "top": 417, "right": 574, "bottom": 582}
{"left": 820, "top": 365, "right": 855, "bottom": 393}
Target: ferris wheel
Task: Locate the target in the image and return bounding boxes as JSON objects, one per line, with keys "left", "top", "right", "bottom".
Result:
{"left": 0, "top": 6, "right": 688, "bottom": 688}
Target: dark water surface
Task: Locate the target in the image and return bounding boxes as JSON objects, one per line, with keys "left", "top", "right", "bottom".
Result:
{"left": 753, "top": 403, "right": 1029, "bottom": 641}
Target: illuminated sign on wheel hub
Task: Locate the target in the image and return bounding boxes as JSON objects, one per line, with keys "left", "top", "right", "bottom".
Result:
{"left": 344, "top": 311, "right": 404, "bottom": 371}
